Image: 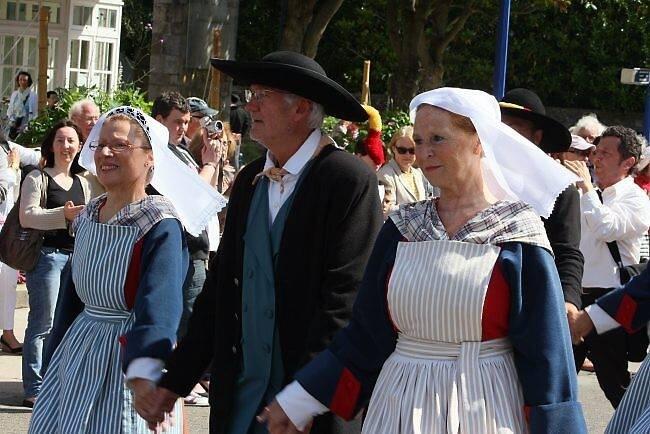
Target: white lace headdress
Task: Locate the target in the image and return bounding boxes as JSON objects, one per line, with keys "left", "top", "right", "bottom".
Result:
{"left": 409, "top": 88, "right": 578, "bottom": 218}
{"left": 79, "top": 106, "right": 227, "bottom": 235}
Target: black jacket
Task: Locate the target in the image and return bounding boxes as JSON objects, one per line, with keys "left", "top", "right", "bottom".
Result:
{"left": 543, "top": 185, "right": 584, "bottom": 308}
{"left": 160, "top": 145, "right": 383, "bottom": 433}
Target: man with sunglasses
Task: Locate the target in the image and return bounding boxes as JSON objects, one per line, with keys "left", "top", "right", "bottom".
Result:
{"left": 146, "top": 51, "right": 381, "bottom": 434}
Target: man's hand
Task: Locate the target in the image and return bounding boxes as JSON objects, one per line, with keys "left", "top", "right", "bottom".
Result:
{"left": 257, "top": 399, "right": 312, "bottom": 434}
{"left": 129, "top": 379, "right": 168, "bottom": 428}
{"left": 63, "top": 201, "right": 84, "bottom": 222}
{"left": 564, "top": 160, "right": 593, "bottom": 193}
{"left": 572, "top": 310, "right": 596, "bottom": 343}
{"left": 566, "top": 303, "right": 583, "bottom": 345}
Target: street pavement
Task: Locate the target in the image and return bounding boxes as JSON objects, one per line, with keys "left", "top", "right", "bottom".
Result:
{"left": 0, "top": 308, "right": 633, "bottom": 433}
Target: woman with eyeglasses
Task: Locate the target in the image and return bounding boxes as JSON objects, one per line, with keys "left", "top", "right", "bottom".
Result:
{"left": 28, "top": 108, "right": 187, "bottom": 433}
{"left": 18, "top": 120, "right": 90, "bottom": 408}
{"left": 377, "top": 125, "right": 436, "bottom": 218}
{"left": 29, "top": 106, "right": 225, "bottom": 433}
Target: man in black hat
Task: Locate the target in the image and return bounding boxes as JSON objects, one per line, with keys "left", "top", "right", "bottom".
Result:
{"left": 145, "top": 51, "right": 382, "bottom": 433}
{"left": 499, "top": 88, "right": 585, "bottom": 340}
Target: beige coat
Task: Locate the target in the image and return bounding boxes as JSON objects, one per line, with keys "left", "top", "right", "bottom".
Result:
{"left": 377, "top": 159, "right": 436, "bottom": 217}
{"left": 19, "top": 169, "right": 92, "bottom": 230}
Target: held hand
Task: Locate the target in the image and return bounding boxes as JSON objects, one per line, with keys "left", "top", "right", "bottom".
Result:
{"left": 565, "top": 303, "right": 583, "bottom": 345}
{"left": 572, "top": 310, "right": 596, "bottom": 343}
{"left": 129, "top": 379, "right": 162, "bottom": 425}
{"left": 563, "top": 160, "right": 593, "bottom": 193}
{"left": 63, "top": 201, "right": 85, "bottom": 222}
{"left": 257, "top": 400, "right": 311, "bottom": 434}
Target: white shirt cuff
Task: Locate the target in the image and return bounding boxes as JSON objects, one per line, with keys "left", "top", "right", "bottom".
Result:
{"left": 585, "top": 304, "right": 621, "bottom": 334}
{"left": 275, "top": 381, "right": 329, "bottom": 431}
{"left": 125, "top": 357, "right": 165, "bottom": 383}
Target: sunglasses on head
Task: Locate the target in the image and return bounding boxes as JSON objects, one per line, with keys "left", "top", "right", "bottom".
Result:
{"left": 395, "top": 146, "right": 415, "bottom": 155}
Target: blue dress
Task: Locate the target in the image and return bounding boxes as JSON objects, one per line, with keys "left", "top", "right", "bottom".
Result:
{"left": 29, "top": 195, "right": 188, "bottom": 434}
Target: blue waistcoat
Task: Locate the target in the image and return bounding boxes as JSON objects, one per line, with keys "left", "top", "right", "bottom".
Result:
{"left": 228, "top": 167, "right": 310, "bottom": 434}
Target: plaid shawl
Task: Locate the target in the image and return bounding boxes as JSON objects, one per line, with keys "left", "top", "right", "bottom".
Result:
{"left": 72, "top": 194, "right": 180, "bottom": 241}
{"left": 390, "top": 199, "right": 552, "bottom": 253}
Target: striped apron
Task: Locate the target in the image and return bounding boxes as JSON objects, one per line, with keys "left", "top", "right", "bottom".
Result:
{"left": 362, "top": 240, "right": 527, "bottom": 434}
{"left": 29, "top": 220, "right": 182, "bottom": 434}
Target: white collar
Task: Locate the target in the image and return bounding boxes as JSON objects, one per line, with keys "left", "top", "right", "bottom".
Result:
{"left": 602, "top": 176, "right": 634, "bottom": 197}
{"left": 264, "top": 129, "right": 321, "bottom": 176}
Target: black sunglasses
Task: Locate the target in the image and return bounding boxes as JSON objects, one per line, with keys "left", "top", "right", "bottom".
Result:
{"left": 395, "top": 146, "right": 415, "bottom": 155}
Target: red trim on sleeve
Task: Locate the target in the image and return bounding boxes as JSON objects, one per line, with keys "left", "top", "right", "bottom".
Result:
{"left": 615, "top": 294, "right": 638, "bottom": 333}
{"left": 124, "top": 239, "right": 143, "bottom": 310}
{"left": 524, "top": 405, "right": 531, "bottom": 423}
{"left": 329, "top": 368, "right": 361, "bottom": 420}
{"left": 118, "top": 335, "right": 127, "bottom": 346}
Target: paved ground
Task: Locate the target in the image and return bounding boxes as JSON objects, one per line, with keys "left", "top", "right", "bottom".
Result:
{"left": 0, "top": 308, "right": 634, "bottom": 433}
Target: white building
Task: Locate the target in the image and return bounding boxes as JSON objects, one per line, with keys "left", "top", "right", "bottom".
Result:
{"left": 0, "top": 0, "right": 123, "bottom": 100}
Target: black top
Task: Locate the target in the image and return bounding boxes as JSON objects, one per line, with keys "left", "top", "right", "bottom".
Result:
{"left": 542, "top": 185, "right": 584, "bottom": 308}
{"left": 160, "top": 145, "right": 383, "bottom": 433}
{"left": 43, "top": 174, "right": 84, "bottom": 251}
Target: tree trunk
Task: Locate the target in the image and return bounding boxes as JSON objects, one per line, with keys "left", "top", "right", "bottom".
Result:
{"left": 279, "top": 0, "right": 343, "bottom": 58}
{"left": 388, "top": 0, "right": 476, "bottom": 109}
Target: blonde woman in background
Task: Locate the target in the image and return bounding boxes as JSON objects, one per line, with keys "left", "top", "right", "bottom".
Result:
{"left": 377, "top": 125, "right": 435, "bottom": 218}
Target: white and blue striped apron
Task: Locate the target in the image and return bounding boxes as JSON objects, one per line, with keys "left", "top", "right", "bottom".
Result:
{"left": 29, "top": 220, "right": 182, "bottom": 434}
{"left": 362, "top": 240, "right": 527, "bottom": 434}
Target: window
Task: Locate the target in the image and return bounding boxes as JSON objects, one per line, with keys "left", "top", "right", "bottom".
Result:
{"left": 72, "top": 5, "right": 92, "bottom": 26}
{"left": 69, "top": 39, "right": 91, "bottom": 88}
{"left": 98, "top": 8, "right": 117, "bottom": 28}
{"left": 92, "top": 41, "right": 114, "bottom": 91}
{"left": 1, "top": 1, "right": 60, "bottom": 23}
{"left": 0, "top": 34, "right": 50, "bottom": 98}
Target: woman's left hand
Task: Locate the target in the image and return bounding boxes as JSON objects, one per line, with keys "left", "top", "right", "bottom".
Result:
{"left": 257, "top": 399, "right": 312, "bottom": 434}
{"left": 63, "top": 201, "right": 85, "bottom": 222}
{"left": 129, "top": 378, "right": 170, "bottom": 428}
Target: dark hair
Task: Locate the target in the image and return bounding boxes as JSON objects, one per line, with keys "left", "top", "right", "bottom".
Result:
{"left": 46, "top": 90, "right": 58, "bottom": 98}
{"left": 151, "top": 91, "right": 190, "bottom": 119}
{"left": 15, "top": 70, "right": 33, "bottom": 87}
{"left": 595, "top": 126, "right": 642, "bottom": 173}
{"left": 40, "top": 120, "right": 83, "bottom": 173}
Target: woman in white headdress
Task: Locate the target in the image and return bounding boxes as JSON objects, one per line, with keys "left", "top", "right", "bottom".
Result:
{"left": 258, "top": 88, "right": 587, "bottom": 434}
{"left": 28, "top": 106, "right": 225, "bottom": 433}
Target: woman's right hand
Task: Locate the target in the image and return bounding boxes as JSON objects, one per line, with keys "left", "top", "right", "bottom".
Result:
{"left": 64, "top": 201, "right": 85, "bottom": 222}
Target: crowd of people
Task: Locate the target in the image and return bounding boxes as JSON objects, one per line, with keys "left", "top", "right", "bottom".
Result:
{"left": 0, "top": 49, "right": 650, "bottom": 434}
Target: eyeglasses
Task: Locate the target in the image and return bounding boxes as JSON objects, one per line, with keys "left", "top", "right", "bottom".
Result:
{"left": 89, "top": 140, "right": 151, "bottom": 153}
{"left": 568, "top": 149, "right": 593, "bottom": 157}
{"left": 395, "top": 146, "right": 415, "bottom": 155}
{"left": 247, "top": 89, "right": 285, "bottom": 103}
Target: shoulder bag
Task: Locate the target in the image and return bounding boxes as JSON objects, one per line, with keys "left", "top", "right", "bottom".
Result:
{"left": 0, "top": 171, "right": 48, "bottom": 271}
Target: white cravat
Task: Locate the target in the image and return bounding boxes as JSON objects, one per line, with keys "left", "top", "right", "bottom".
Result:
{"left": 263, "top": 129, "right": 321, "bottom": 225}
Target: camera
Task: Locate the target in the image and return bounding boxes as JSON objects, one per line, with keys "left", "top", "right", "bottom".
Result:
{"left": 200, "top": 116, "right": 224, "bottom": 137}
{"left": 620, "top": 68, "right": 650, "bottom": 86}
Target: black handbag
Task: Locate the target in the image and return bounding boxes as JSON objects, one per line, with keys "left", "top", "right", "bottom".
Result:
{"left": 0, "top": 171, "right": 48, "bottom": 271}
{"left": 604, "top": 239, "right": 649, "bottom": 362}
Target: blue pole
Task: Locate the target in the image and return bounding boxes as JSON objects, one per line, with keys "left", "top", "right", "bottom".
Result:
{"left": 645, "top": 85, "right": 650, "bottom": 142}
{"left": 493, "top": 0, "right": 512, "bottom": 100}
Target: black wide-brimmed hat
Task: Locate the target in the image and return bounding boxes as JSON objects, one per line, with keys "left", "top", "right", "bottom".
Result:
{"left": 499, "top": 88, "right": 571, "bottom": 153}
{"left": 211, "top": 51, "right": 368, "bottom": 122}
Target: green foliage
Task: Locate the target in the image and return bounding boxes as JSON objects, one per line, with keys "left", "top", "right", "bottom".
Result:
{"left": 16, "top": 85, "right": 153, "bottom": 147}
{"left": 322, "top": 109, "right": 410, "bottom": 153}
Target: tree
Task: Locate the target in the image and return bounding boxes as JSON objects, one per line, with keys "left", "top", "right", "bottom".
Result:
{"left": 279, "top": 0, "right": 345, "bottom": 57}
{"left": 120, "top": 0, "right": 154, "bottom": 90}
